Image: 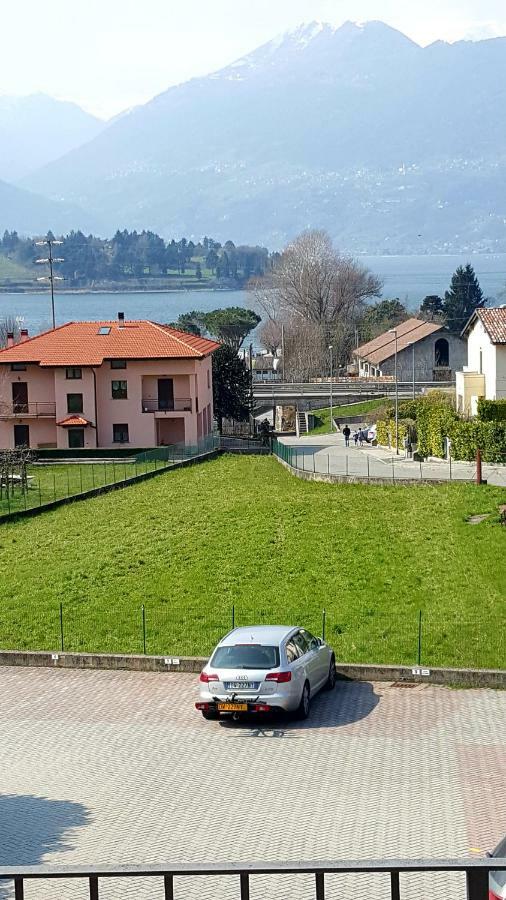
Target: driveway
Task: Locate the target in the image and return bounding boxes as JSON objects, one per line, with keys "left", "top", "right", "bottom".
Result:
{"left": 1, "top": 667, "right": 506, "bottom": 899}
{"left": 279, "top": 433, "right": 506, "bottom": 486}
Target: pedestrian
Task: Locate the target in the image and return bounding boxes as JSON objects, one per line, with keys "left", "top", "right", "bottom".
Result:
{"left": 343, "top": 425, "right": 351, "bottom": 447}
{"left": 358, "top": 428, "right": 365, "bottom": 447}
{"left": 353, "top": 430, "right": 359, "bottom": 447}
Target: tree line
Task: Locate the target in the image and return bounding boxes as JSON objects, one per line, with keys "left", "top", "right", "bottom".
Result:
{"left": 0, "top": 230, "right": 270, "bottom": 287}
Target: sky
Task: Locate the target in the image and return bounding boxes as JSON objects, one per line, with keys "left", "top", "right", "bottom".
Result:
{"left": 2, "top": 0, "right": 506, "bottom": 118}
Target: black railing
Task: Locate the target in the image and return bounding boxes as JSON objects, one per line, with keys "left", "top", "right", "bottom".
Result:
{"left": 0, "top": 401, "right": 56, "bottom": 417}
{"left": 0, "top": 858, "right": 504, "bottom": 899}
{"left": 141, "top": 398, "right": 192, "bottom": 412}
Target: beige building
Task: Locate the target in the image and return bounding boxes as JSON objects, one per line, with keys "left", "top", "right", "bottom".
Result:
{"left": 456, "top": 308, "right": 506, "bottom": 416}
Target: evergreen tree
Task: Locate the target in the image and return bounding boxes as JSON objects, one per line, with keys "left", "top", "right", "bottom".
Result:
{"left": 212, "top": 345, "right": 250, "bottom": 433}
{"left": 195, "top": 263, "right": 202, "bottom": 281}
{"left": 443, "top": 264, "right": 484, "bottom": 332}
{"left": 201, "top": 307, "right": 261, "bottom": 350}
{"left": 419, "top": 295, "right": 444, "bottom": 320}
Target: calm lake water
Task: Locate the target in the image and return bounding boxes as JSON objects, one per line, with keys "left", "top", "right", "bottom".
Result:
{"left": 1, "top": 254, "right": 505, "bottom": 335}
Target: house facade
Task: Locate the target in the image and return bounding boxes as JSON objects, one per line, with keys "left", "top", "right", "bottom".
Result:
{"left": 456, "top": 308, "right": 506, "bottom": 415}
{"left": 0, "top": 317, "right": 219, "bottom": 450}
{"left": 353, "top": 318, "right": 466, "bottom": 382}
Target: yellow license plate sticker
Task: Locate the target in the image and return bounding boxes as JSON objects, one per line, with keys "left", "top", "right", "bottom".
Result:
{"left": 217, "top": 702, "right": 248, "bottom": 712}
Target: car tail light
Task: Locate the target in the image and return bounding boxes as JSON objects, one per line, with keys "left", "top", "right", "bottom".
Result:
{"left": 199, "top": 672, "right": 219, "bottom": 683}
{"left": 195, "top": 702, "right": 210, "bottom": 710}
{"left": 265, "top": 671, "right": 292, "bottom": 683}
{"left": 490, "top": 890, "right": 503, "bottom": 900}
{"left": 253, "top": 703, "right": 271, "bottom": 712}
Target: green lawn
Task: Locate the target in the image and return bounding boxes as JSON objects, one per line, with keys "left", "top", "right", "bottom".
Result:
{"left": 0, "top": 455, "right": 504, "bottom": 669}
{"left": 310, "top": 398, "right": 388, "bottom": 434}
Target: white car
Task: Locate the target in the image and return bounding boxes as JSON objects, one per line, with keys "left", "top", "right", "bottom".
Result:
{"left": 196, "top": 624, "right": 336, "bottom": 720}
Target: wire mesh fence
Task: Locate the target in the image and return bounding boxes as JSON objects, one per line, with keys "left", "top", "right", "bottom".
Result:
{"left": 0, "top": 435, "right": 220, "bottom": 519}
{"left": 2, "top": 603, "right": 505, "bottom": 670}
{"left": 271, "top": 438, "right": 490, "bottom": 483}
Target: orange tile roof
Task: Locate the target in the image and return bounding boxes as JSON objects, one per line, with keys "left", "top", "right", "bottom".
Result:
{"left": 0, "top": 321, "right": 220, "bottom": 367}
{"left": 353, "top": 318, "right": 443, "bottom": 366}
{"left": 462, "top": 307, "right": 506, "bottom": 343}
{"left": 56, "top": 415, "right": 91, "bottom": 427}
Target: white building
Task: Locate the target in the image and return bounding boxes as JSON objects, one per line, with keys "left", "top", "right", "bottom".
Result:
{"left": 456, "top": 308, "right": 506, "bottom": 415}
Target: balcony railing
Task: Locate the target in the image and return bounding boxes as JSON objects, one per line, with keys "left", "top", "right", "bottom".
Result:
{"left": 0, "top": 857, "right": 504, "bottom": 900}
{"left": 0, "top": 401, "right": 56, "bottom": 418}
{"left": 141, "top": 398, "right": 192, "bottom": 413}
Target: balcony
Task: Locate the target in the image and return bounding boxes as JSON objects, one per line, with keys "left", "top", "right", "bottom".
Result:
{"left": 0, "top": 401, "right": 56, "bottom": 418}
{"left": 141, "top": 398, "right": 192, "bottom": 413}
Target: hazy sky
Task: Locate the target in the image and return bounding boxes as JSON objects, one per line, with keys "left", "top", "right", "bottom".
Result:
{"left": 3, "top": 0, "right": 506, "bottom": 118}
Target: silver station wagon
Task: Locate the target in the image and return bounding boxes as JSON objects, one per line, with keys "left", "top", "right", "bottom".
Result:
{"left": 196, "top": 624, "right": 336, "bottom": 720}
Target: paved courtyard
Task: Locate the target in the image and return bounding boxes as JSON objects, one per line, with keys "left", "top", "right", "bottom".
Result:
{"left": 1, "top": 667, "right": 506, "bottom": 899}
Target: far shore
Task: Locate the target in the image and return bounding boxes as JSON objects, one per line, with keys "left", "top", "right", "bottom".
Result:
{"left": 0, "top": 285, "right": 244, "bottom": 296}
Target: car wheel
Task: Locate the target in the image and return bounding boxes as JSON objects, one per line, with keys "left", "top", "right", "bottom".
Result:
{"left": 295, "top": 681, "right": 310, "bottom": 720}
{"left": 201, "top": 709, "right": 219, "bottom": 720}
{"left": 324, "top": 655, "right": 337, "bottom": 690}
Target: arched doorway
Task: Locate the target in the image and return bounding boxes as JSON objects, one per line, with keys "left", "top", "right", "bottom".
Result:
{"left": 434, "top": 337, "right": 449, "bottom": 367}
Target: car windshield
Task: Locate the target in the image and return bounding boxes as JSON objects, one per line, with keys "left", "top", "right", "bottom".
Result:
{"left": 211, "top": 644, "right": 280, "bottom": 669}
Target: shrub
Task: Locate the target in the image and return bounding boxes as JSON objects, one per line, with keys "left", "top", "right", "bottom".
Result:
{"left": 375, "top": 419, "right": 407, "bottom": 449}
{"left": 477, "top": 398, "right": 506, "bottom": 422}
{"left": 449, "top": 420, "right": 506, "bottom": 463}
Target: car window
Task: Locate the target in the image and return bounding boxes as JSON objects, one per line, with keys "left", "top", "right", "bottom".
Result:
{"left": 302, "top": 630, "right": 319, "bottom": 650}
{"left": 285, "top": 639, "right": 301, "bottom": 663}
{"left": 293, "top": 631, "right": 310, "bottom": 656}
{"left": 211, "top": 644, "right": 279, "bottom": 669}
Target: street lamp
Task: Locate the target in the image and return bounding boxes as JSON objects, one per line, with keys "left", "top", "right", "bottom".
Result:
{"left": 35, "top": 236, "right": 64, "bottom": 329}
{"left": 408, "top": 341, "right": 415, "bottom": 400}
{"left": 329, "top": 344, "right": 333, "bottom": 434}
{"left": 389, "top": 329, "right": 399, "bottom": 454}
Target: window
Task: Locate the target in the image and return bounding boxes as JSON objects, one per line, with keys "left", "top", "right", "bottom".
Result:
{"left": 302, "top": 630, "right": 320, "bottom": 651}
{"left": 66, "top": 367, "right": 82, "bottom": 380}
{"left": 293, "top": 632, "right": 310, "bottom": 657}
{"left": 210, "top": 645, "right": 279, "bottom": 669}
{"left": 113, "top": 423, "right": 129, "bottom": 443}
{"left": 98, "top": 326, "right": 111, "bottom": 335}
{"left": 11, "top": 363, "right": 26, "bottom": 371}
{"left": 285, "top": 639, "right": 301, "bottom": 664}
{"left": 111, "top": 359, "right": 127, "bottom": 369}
{"left": 207, "top": 368, "right": 210, "bottom": 389}
{"left": 479, "top": 349, "right": 483, "bottom": 375}
{"left": 67, "top": 393, "right": 83, "bottom": 414}
{"left": 112, "top": 380, "right": 128, "bottom": 399}
{"left": 68, "top": 428, "right": 84, "bottom": 448}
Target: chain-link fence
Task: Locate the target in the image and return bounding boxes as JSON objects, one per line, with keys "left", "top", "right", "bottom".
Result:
{"left": 2, "top": 603, "right": 504, "bottom": 670}
{"left": 0, "top": 434, "right": 220, "bottom": 519}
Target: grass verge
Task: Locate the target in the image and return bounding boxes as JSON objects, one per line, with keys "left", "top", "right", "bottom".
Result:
{"left": 309, "top": 398, "right": 387, "bottom": 434}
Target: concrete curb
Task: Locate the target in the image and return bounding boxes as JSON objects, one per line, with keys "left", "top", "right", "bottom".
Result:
{"left": 274, "top": 454, "right": 446, "bottom": 486}
{"left": 0, "top": 650, "right": 505, "bottom": 688}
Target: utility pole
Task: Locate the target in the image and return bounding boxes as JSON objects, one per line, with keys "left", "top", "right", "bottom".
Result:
{"left": 408, "top": 341, "right": 415, "bottom": 400}
{"left": 249, "top": 342, "right": 254, "bottom": 435}
{"left": 329, "top": 344, "right": 333, "bottom": 434}
{"left": 389, "top": 328, "right": 399, "bottom": 454}
{"left": 281, "top": 323, "right": 285, "bottom": 383}
{"left": 36, "top": 236, "right": 64, "bottom": 329}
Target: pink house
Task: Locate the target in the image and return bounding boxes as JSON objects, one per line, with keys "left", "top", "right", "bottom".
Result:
{"left": 0, "top": 316, "right": 220, "bottom": 450}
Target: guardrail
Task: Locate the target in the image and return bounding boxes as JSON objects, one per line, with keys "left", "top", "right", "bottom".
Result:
{"left": 141, "top": 398, "right": 193, "bottom": 412}
{"left": 254, "top": 381, "right": 454, "bottom": 397}
{"left": 0, "top": 857, "right": 503, "bottom": 899}
{"left": 0, "top": 401, "right": 56, "bottom": 417}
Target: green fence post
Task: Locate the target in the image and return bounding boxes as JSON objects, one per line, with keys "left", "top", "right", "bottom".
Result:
{"left": 232, "top": 604, "right": 235, "bottom": 629}
{"left": 417, "top": 610, "right": 423, "bottom": 665}
{"left": 59, "top": 602, "right": 64, "bottom": 652}
{"left": 79, "top": 465, "right": 83, "bottom": 494}
{"left": 91, "top": 464, "right": 95, "bottom": 489}
{"left": 66, "top": 466, "right": 70, "bottom": 497}
{"left": 142, "top": 604, "right": 147, "bottom": 655}
{"left": 322, "top": 609, "right": 326, "bottom": 642}
{"left": 104, "top": 460, "right": 107, "bottom": 486}
{"left": 38, "top": 478, "right": 42, "bottom": 506}
{"left": 53, "top": 470, "right": 57, "bottom": 501}
{"left": 112, "top": 460, "right": 116, "bottom": 483}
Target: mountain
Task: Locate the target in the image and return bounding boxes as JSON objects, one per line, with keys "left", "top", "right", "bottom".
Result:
{"left": 0, "top": 94, "right": 104, "bottom": 180}
{"left": 0, "top": 178, "right": 99, "bottom": 235}
{"left": 19, "top": 23, "right": 506, "bottom": 251}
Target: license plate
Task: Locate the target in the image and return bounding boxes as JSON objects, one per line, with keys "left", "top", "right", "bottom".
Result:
{"left": 226, "top": 682, "right": 252, "bottom": 690}
{"left": 217, "top": 702, "right": 248, "bottom": 712}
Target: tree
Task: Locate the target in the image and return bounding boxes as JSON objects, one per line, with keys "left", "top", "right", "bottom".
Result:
{"left": 443, "top": 264, "right": 484, "bottom": 332}
{"left": 360, "top": 299, "right": 408, "bottom": 340}
{"left": 195, "top": 263, "right": 202, "bottom": 281}
{"left": 0, "top": 315, "right": 21, "bottom": 348}
{"left": 168, "top": 310, "right": 204, "bottom": 336}
{"left": 201, "top": 307, "right": 260, "bottom": 350}
{"left": 419, "top": 295, "right": 444, "bottom": 320}
{"left": 212, "top": 345, "right": 250, "bottom": 433}
{"left": 259, "top": 318, "right": 282, "bottom": 355}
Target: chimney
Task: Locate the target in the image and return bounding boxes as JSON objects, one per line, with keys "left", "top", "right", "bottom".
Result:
{"left": 118, "top": 312, "right": 125, "bottom": 327}
{"left": 20, "top": 329, "right": 29, "bottom": 343}
{"left": 6, "top": 332, "right": 14, "bottom": 348}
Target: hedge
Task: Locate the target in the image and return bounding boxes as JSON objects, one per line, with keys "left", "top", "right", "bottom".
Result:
{"left": 448, "top": 420, "right": 506, "bottom": 463}
{"left": 477, "top": 398, "right": 506, "bottom": 422}
{"left": 375, "top": 419, "right": 407, "bottom": 450}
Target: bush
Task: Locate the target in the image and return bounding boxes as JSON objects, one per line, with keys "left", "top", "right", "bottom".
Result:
{"left": 375, "top": 419, "right": 407, "bottom": 449}
{"left": 449, "top": 420, "right": 506, "bottom": 463}
{"left": 477, "top": 398, "right": 506, "bottom": 422}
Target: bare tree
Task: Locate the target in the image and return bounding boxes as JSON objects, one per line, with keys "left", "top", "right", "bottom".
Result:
{"left": 259, "top": 318, "right": 282, "bottom": 355}
{"left": 0, "top": 447, "right": 34, "bottom": 501}
{"left": 0, "top": 315, "right": 23, "bottom": 348}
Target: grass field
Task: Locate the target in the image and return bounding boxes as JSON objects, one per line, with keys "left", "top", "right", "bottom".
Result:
{"left": 310, "top": 398, "right": 387, "bottom": 434}
{"left": 0, "top": 455, "right": 504, "bottom": 668}
{"left": 0, "top": 256, "right": 35, "bottom": 281}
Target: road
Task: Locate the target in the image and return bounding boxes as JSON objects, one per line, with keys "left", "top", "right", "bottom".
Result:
{"left": 278, "top": 433, "right": 506, "bottom": 487}
{"left": 1, "top": 667, "right": 506, "bottom": 899}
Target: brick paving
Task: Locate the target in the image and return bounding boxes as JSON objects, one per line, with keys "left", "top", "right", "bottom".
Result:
{"left": 0, "top": 668, "right": 506, "bottom": 899}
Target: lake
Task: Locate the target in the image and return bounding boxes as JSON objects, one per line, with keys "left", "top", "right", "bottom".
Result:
{"left": 1, "top": 254, "right": 505, "bottom": 335}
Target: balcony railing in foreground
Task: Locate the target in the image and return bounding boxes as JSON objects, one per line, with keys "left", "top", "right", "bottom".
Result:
{"left": 0, "top": 401, "right": 56, "bottom": 418}
{"left": 141, "top": 398, "right": 192, "bottom": 412}
{"left": 0, "top": 857, "right": 504, "bottom": 900}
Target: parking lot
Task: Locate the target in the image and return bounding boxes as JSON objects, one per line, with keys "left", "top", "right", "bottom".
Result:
{"left": 1, "top": 667, "right": 506, "bottom": 899}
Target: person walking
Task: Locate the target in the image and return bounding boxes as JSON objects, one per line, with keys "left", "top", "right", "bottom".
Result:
{"left": 343, "top": 425, "right": 351, "bottom": 447}
{"left": 353, "top": 429, "right": 359, "bottom": 447}
{"left": 358, "top": 428, "right": 365, "bottom": 447}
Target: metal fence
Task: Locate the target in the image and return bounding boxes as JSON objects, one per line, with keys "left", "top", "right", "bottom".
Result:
{"left": 0, "top": 857, "right": 503, "bottom": 900}
{"left": 0, "top": 435, "right": 219, "bottom": 519}
{"left": 271, "top": 438, "right": 493, "bottom": 484}
{"left": 3, "top": 603, "right": 505, "bottom": 671}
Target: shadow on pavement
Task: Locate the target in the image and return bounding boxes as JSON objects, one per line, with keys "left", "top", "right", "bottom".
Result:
{"left": 0, "top": 794, "right": 89, "bottom": 898}
{"left": 219, "top": 681, "right": 381, "bottom": 738}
